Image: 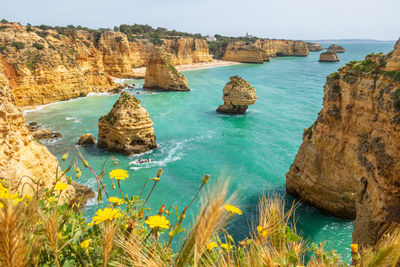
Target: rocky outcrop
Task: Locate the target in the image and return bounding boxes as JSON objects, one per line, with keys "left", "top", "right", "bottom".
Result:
{"left": 222, "top": 42, "right": 265, "bottom": 63}
{"left": 0, "top": 72, "right": 72, "bottom": 195}
{"left": 307, "top": 42, "right": 323, "bottom": 51}
{"left": 222, "top": 40, "right": 309, "bottom": 63}
{"left": 327, "top": 44, "right": 346, "bottom": 53}
{"left": 98, "top": 92, "right": 157, "bottom": 155}
{"left": 143, "top": 48, "right": 190, "bottom": 91}
{"left": 319, "top": 52, "right": 340, "bottom": 62}
{"left": 27, "top": 122, "right": 62, "bottom": 140}
{"left": 286, "top": 40, "right": 400, "bottom": 247}
{"left": 0, "top": 22, "right": 211, "bottom": 107}
{"left": 77, "top": 133, "right": 96, "bottom": 145}
{"left": 216, "top": 76, "right": 257, "bottom": 114}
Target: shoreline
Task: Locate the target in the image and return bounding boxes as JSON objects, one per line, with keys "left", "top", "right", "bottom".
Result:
{"left": 132, "top": 60, "right": 240, "bottom": 78}
{"left": 21, "top": 60, "right": 239, "bottom": 112}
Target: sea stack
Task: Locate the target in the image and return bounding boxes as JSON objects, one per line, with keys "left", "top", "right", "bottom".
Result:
{"left": 216, "top": 76, "right": 257, "bottom": 114}
{"left": 286, "top": 39, "right": 400, "bottom": 247}
{"left": 327, "top": 44, "right": 346, "bottom": 53}
{"left": 319, "top": 52, "right": 340, "bottom": 62}
{"left": 307, "top": 42, "right": 323, "bottom": 51}
{"left": 143, "top": 47, "right": 190, "bottom": 91}
{"left": 98, "top": 92, "right": 157, "bottom": 155}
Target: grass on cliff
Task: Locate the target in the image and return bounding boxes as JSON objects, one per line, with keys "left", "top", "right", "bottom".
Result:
{"left": 0, "top": 147, "right": 400, "bottom": 267}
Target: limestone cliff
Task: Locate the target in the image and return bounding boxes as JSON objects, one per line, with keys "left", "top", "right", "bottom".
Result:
{"left": 0, "top": 22, "right": 211, "bottom": 107}
{"left": 0, "top": 72, "right": 73, "bottom": 196}
{"left": 98, "top": 92, "right": 157, "bottom": 155}
{"left": 143, "top": 48, "right": 190, "bottom": 91}
{"left": 307, "top": 42, "right": 324, "bottom": 51}
{"left": 222, "top": 39, "right": 309, "bottom": 63}
{"left": 319, "top": 52, "right": 340, "bottom": 62}
{"left": 286, "top": 40, "right": 400, "bottom": 246}
{"left": 217, "top": 76, "right": 257, "bottom": 114}
{"left": 222, "top": 42, "right": 265, "bottom": 63}
{"left": 327, "top": 44, "right": 346, "bottom": 53}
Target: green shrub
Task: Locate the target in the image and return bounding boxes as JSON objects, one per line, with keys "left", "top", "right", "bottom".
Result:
{"left": 32, "top": 42, "right": 44, "bottom": 50}
{"left": 0, "top": 44, "right": 6, "bottom": 53}
{"left": 385, "top": 71, "right": 400, "bottom": 82}
{"left": 0, "top": 19, "right": 9, "bottom": 23}
{"left": 11, "top": 41, "right": 25, "bottom": 50}
{"left": 343, "top": 73, "right": 357, "bottom": 84}
{"left": 115, "top": 36, "right": 123, "bottom": 43}
{"left": 351, "top": 60, "right": 378, "bottom": 73}
{"left": 36, "top": 31, "right": 49, "bottom": 39}
{"left": 328, "top": 72, "right": 340, "bottom": 80}
{"left": 393, "top": 89, "right": 400, "bottom": 110}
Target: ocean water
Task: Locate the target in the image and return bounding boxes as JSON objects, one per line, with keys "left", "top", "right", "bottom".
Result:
{"left": 24, "top": 42, "right": 395, "bottom": 262}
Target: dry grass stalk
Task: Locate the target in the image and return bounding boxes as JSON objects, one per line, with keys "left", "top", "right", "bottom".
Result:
{"left": 103, "top": 221, "right": 117, "bottom": 267}
{"left": 0, "top": 199, "right": 28, "bottom": 267}
{"left": 175, "top": 181, "right": 231, "bottom": 267}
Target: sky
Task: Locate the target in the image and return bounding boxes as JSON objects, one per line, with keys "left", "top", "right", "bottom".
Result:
{"left": 1, "top": 0, "right": 399, "bottom": 40}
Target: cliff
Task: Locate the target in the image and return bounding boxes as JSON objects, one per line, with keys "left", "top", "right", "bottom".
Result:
{"left": 98, "top": 92, "right": 157, "bottom": 155}
{"left": 286, "top": 40, "right": 400, "bottom": 246}
{"left": 222, "top": 42, "right": 265, "bottom": 63}
{"left": 307, "top": 42, "right": 324, "bottom": 51}
{"left": 0, "top": 72, "right": 74, "bottom": 196}
{"left": 143, "top": 47, "right": 190, "bottom": 91}
{"left": 222, "top": 39, "right": 309, "bottom": 63}
{"left": 0, "top": 22, "right": 211, "bottom": 107}
{"left": 216, "top": 75, "right": 257, "bottom": 114}
{"left": 319, "top": 52, "right": 340, "bottom": 62}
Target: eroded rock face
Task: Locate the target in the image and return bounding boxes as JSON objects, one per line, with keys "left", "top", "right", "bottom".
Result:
{"left": 286, "top": 40, "right": 400, "bottom": 246}
{"left": 307, "top": 43, "right": 324, "bottom": 51}
{"left": 222, "top": 42, "right": 265, "bottom": 63}
{"left": 0, "top": 72, "right": 72, "bottom": 196}
{"left": 217, "top": 76, "right": 257, "bottom": 114}
{"left": 222, "top": 40, "right": 309, "bottom": 63}
{"left": 143, "top": 48, "right": 190, "bottom": 91}
{"left": 98, "top": 92, "right": 157, "bottom": 155}
{"left": 319, "top": 52, "right": 340, "bottom": 62}
{"left": 327, "top": 44, "right": 346, "bottom": 53}
{"left": 0, "top": 23, "right": 211, "bottom": 107}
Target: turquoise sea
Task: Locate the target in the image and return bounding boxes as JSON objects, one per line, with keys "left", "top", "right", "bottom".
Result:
{"left": 24, "top": 42, "right": 395, "bottom": 262}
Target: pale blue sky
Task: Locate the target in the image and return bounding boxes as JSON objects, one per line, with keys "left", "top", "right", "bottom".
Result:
{"left": 1, "top": 0, "right": 399, "bottom": 40}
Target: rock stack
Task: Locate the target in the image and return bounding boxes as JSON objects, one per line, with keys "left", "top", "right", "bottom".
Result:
{"left": 216, "top": 76, "right": 257, "bottom": 114}
{"left": 143, "top": 47, "right": 190, "bottom": 91}
{"left": 98, "top": 92, "right": 157, "bottom": 155}
{"left": 307, "top": 42, "right": 323, "bottom": 51}
{"left": 319, "top": 52, "right": 340, "bottom": 62}
{"left": 327, "top": 44, "right": 346, "bottom": 53}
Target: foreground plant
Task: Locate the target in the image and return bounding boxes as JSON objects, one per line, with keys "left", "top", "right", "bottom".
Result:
{"left": 0, "top": 146, "right": 399, "bottom": 266}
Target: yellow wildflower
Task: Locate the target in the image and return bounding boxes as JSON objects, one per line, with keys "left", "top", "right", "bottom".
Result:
{"left": 206, "top": 242, "right": 218, "bottom": 250}
{"left": 220, "top": 243, "right": 232, "bottom": 251}
{"left": 0, "top": 202, "right": 3, "bottom": 209}
{"left": 145, "top": 215, "right": 169, "bottom": 230}
{"left": 224, "top": 204, "right": 242, "bottom": 215}
{"left": 109, "top": 169, "right": 129, "bottom": 180}
{"left": 55, "top": 182, "right": 68, "bottom": 191}
{"left": 58, "top": 232, "right": 63, "bottom": 239}
{"left": 80, "top": 239, "right": 90, "bottom": 249}
{"left": 350, "top": 244, "right": 358, "bottom": 253}
{"left": 0, "top": 186, "right": 9, "bottom": 199}
{"left": 91, "top": 207, "right": 122, "bottom": 225}
{"left": 109, "top": 197, "right": 124, "bottom": 205}
{"left": 24, "top": 194, "right": 33, "bottom": 202}
{"left": 257, "top": 226, "right": 268, "bottom": 237}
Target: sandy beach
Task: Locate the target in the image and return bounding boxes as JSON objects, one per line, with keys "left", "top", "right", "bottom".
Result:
{"left": 131, "top": 60, "right": 240, "bottom": 78}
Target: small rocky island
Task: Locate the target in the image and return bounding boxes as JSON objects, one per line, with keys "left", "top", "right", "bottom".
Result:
{"left": 143, "top": 47, "right": 190, "bottom": 91}
{"left": 327, "top": 44, "right": 346, "bottom": 53}
{"left": 97, "top": 92, "right": 157, "bottom": 155}
{"left": 216, "top": 76, "right": 257, "bottom": 114}
{"left": 307, "top": 42, "right": 324, "bottom": 51}
{"left": 319, "top": 52, "right": 340, "bottom": 62}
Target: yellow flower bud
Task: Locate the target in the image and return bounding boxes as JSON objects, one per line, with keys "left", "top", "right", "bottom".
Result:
{"left": 62, "top": 153, "right": 69, "bottom": 161}
{"left": 157, "top": 168, "right": 162, "bottom": 178}
{"left": 202, "top": 174, "right": 210, "bottom": 184}
{"left": 75, "top": 171, "right": 82, "bottom": 179}
{"left": 83, "top": 160, "right": 89, "bottom": 168}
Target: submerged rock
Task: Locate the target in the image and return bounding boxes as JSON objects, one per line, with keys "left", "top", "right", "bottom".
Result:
{"left": 97, "top": 92, "right": 157, "bottom": 155}
{"left": 216, "top": 76, "right": 257, "bottom": 114}
{"left": 319, "top": 52, "right": 340, "bottom": 62}
{"left": 143, "top": 47, "right": 190, "bottom": 91}
{"left": 78, "top": 133, "right": 97, "bottom": 145}
{"left": 327, "top": 44, "right": 346, "bottom": 53}
{"left": 286, "top": 39, "right": 400, "bottom": 247}
{"left": 27, "top": 122, "right": 62, "bottom": 140}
